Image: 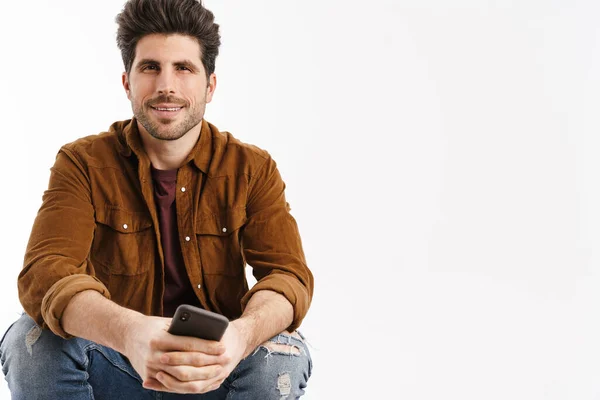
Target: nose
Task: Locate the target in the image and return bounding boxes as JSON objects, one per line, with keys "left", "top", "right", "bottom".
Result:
{"left": 155, "top": 69, "right": 176, "bottom": 94}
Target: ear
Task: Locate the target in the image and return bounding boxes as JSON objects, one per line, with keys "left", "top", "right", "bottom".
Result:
{"left": 205, "top": 73, "right": 217, "bottom": 104}
{"left": 122, "top": 72, "right": 131, "bottom": 100}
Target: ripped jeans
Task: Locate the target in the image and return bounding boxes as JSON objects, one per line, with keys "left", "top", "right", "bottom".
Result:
{"left": 0, "top": 313, "right": 312, "bottom": 399}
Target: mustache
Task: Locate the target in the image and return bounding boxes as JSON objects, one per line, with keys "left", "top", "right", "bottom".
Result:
{"left": 147, "top": 96, "right": 187, "bottom": 107}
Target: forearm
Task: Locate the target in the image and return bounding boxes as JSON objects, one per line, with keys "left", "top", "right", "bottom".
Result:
{"left": 62, "top": 290, "right": 144, "bottom": 354}
{"left": 234, "top": 290, "right": 293, "bottom": 357}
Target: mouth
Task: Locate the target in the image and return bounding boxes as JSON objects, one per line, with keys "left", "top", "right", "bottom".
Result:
{"left": 150, "top": 105, "right": 184, "bottom": 118}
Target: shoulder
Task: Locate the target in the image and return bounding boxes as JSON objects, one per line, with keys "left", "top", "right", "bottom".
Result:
{"left": 58, "top": 120, "right": 129, "bottom": 168}
{"left": 207, "top": 122, "right": 274, "bottom": 178}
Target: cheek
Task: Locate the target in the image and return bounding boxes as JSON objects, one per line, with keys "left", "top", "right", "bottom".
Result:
{"left": 130, "top": 80, "right": 153, "bottom": 100}
{"left": 183, "top": 94, "right": 198, "bottom": 107}
{"left": 181, "top": 79, "right": 207, "bottom": 102}
{"left": 133, "top": 91, "right": 152, "bottom": 107}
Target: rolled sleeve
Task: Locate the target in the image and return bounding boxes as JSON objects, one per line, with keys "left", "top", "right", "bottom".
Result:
{"left": 41, "top": 274, "right": 110, "bottom": 339}
{"left": 240, "top": 155, "right": 314, "bottom": 331}
{"left": 241, "top": 271, "right": 311, "bottom": 332}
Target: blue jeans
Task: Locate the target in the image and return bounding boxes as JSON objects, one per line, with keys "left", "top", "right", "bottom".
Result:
{"left": 0, "top": 313, "right": 312, "bottom": 399}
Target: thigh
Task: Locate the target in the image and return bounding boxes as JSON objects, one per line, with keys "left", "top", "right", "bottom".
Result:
{"left": 225, "top": 331, "right": 313, "bottom": 399}
{"left": 0, "top": 312, "right": 93, "bottom": 399}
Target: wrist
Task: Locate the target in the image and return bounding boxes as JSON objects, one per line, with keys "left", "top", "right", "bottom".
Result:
{"left": 120, "top": 310, "right": 146, "bottom": 355}
{"left": 232, "top": 317, "right": 257, "bottom": 357}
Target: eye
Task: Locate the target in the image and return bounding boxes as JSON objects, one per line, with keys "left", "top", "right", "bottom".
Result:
{"left": 177, "top": 66, "right": 192, "bottom": 71}
{"left": 143, "top": 65, "right": 158, "bottom": 71}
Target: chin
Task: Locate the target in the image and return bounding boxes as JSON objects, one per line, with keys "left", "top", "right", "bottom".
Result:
{"left": 152, "top": 131, "right": 186, "bottom": 141}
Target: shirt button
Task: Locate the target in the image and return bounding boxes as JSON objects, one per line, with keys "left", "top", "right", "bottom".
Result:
{"left": 185, "top": 236, "right": 191, "bottom": 242}
{"left": 197, "top": 284, "right": 202, "bottom": 289}
{"left": 222, "top": 227, "right": 227, "bottom": 233}
{"left": 123, "top": 224, "right": 128, "bottom": 230}
{"left": 181, "top": 187, "right": 186, "bottom": 192}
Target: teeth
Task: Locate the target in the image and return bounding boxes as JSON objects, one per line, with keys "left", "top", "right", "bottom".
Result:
{"left": 154, "top": 107, "right": 181, "bottom": 111}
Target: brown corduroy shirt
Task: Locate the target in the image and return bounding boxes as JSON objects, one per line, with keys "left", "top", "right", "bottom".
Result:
{"left": 18, "top": 118, "right": 313, "bottom": 339}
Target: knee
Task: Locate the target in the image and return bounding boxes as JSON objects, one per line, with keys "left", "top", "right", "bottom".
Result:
{"left": 238, "top": 338, "right": 312, "bottom": 399}
{"left": 0, "top": 314, "right": 87, "bottom": 378}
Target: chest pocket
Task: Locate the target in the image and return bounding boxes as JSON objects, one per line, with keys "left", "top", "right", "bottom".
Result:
{"left": 195, "top": 208, "right": 247, "bottom": 276}
{"left": 91, "top": 206, "right": 155, "bottom": 275}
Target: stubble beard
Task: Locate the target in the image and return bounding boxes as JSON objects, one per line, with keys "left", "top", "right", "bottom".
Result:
{"left": 134, "top": 99, "right": 206, "bottom": 141}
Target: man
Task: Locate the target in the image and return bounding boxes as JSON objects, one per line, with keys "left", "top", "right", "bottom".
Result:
{"left": 0, "top": 0, "right": 313, "bottom": 398}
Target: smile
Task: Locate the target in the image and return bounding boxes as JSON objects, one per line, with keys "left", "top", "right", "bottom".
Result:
{"left": 151, "top": 106, "right": 182, "bottom": 111}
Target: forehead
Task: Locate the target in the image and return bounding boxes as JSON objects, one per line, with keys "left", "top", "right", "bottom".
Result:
{"left": 133, "top": 34, "right": 202, "bottom": 65}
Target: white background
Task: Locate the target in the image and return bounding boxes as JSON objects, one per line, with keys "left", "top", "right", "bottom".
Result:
{"left": 1, "top": 0, "right": 599, "bottom": 399}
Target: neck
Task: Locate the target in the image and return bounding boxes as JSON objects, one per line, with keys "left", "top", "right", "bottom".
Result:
{"left": 137, "top": 122, "right": 201, "bottom": 170}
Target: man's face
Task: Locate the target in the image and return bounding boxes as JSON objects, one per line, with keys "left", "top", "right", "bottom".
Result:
{"left": 122, "top": 33, "right": 216, "bottom": 141}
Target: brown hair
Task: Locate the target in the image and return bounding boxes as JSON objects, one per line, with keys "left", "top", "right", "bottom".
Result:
{"left": 115, "top": 0, "right": 221, "bottom": 80}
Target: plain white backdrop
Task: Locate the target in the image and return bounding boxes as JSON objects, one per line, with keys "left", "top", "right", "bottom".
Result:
{"left": 1, "top": 0, "right": 600, "bottom": 398}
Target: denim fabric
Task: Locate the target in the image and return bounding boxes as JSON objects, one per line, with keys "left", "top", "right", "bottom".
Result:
{"left": 0, "top": 313, "right": 312, "bottom": 399}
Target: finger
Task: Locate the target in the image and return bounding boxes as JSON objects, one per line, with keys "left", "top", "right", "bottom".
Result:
{"left": 160, "top": 351, "right": 227, "bottom": 367}
{"left": 155, "top": 371, "right": 215, "bottom": 394}
{"left": 160, "top": 364, "right": 222, "bottom": 382}
{"left": 156, "top": 334, "right": 225, "bottom": 356}
{"left": 205, "top": 380, "right": 223, "bottom": 393}
{"left": 142, "top": 377, "right": 166, "bottom": 391}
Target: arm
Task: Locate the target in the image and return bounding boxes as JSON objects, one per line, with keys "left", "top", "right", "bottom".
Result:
{"left": 233, "top": 289, "right": 294, "bottom": 358}
{"left": 19, "top": 148, "right": 111, "bottom": 337}
{"left": 62, "top": 290, "right": 143, "bottom": 354}
{"left": 240, "top": 154, "right": 314, "bottom": 332}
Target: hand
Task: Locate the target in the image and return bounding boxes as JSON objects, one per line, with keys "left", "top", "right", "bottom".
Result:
{"left": 122, "top": 314, "right": 226, "bottom": 394}
{"left": 150, "top": 320, "right": 250, "bottom": 394}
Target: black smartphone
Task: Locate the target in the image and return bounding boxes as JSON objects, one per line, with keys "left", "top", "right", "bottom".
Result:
{"left": 168, "top": 304, "right": 229, "bottom": 341}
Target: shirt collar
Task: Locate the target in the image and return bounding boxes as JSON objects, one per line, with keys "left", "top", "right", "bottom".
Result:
{"left": 116, "top": 117, "right": 213, "bottom": 173}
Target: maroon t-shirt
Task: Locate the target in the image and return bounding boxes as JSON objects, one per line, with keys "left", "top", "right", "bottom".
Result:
{"left": 151, "top": 166, "right": 202, "bottom": 317}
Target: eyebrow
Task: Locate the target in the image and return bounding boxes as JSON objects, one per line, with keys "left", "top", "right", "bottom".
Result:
{"left": 135, "top": 58, "right": 201, "bottom": 71}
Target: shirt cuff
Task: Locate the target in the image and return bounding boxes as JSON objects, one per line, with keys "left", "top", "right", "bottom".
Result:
{"left": 41, "top": 274, "right": 111, "bottom": 339}
{"left": 240, "top": 273, "right": 311, "bottom": 332}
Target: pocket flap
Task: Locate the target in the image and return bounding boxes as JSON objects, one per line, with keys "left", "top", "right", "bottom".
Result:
{"left": 96, "top": 206, "right": 153, "bottom": 233}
